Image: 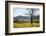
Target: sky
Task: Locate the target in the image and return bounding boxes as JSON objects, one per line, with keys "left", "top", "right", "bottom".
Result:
{"left": 13, "top": 8, "right": 40, "bottom": 17}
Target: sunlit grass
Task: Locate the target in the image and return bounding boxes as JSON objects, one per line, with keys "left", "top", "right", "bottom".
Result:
{"left": 13, "top": 22, "right": 40, "bottom": 28}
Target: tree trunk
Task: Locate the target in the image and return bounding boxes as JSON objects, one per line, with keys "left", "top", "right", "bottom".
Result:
{"left": 30, "top": 15, "right": 33, "bottom": 25}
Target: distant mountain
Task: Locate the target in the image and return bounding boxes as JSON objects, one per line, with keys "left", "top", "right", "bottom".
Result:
{"left": 14, "top": 15, "right": 39, "bottom": 21}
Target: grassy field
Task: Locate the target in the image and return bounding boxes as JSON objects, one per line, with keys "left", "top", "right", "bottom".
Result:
{"left": 13, "top": 21, "right": 40, "bottom": 28}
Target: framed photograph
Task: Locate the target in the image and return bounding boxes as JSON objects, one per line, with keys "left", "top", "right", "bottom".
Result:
{"left": 5, "top": 1, "right": 45, "bottom": 35}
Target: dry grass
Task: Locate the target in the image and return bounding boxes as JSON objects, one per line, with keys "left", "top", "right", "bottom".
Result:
{"left": 13, "top": 22, "right": 40, "bottom": 28}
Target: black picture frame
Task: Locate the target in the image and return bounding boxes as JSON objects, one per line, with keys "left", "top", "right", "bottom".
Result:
{"left": 5, "top": 1, "right": 45, "bottom": 35}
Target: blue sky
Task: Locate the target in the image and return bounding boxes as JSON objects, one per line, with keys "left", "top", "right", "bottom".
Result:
{"left": 13, "top": 8, "right": 40, "bottom": 17}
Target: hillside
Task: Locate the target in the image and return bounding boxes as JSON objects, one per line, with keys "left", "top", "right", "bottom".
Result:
{"left": 14, "top": 15, "right": 39, "bottom": 21}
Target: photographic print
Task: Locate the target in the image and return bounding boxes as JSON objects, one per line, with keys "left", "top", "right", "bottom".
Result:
{"left": 13, "top": 8, "right": 40, "bottom": 28}
{"left": 5, "top": 1, "right": 45, "bottom": 35}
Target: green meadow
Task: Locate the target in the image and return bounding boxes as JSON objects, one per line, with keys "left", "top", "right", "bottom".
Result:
{"left": 13, "top": 20, "right": 40, "bottom": 28}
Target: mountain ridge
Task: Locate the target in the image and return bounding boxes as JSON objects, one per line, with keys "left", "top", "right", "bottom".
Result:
{"left": 14, "top": 15, "right": 39, "bottom": 21}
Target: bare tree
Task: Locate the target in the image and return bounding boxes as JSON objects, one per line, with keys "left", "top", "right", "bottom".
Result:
{"left": 25, "top": 8, "right": 39, "bottom": 24}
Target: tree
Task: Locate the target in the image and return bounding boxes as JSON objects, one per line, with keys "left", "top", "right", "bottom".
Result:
{"left": 25, "top": 8, "right": 39, "bottom": 24}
